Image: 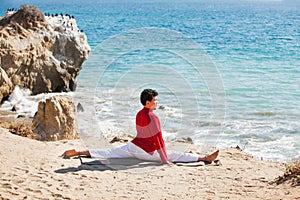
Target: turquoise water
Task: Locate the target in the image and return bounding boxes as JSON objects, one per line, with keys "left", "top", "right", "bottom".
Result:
{"left": 1, "top": 0, "right": 299, "bottom": 161}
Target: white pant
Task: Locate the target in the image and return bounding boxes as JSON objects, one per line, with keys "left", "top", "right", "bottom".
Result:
{"left": 89, "top": 142, "right": 198, "bottom": 163}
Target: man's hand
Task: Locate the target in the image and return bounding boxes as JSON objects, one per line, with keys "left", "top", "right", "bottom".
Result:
{"left": 164, "top": 161, "right": 174, "bottom": 167}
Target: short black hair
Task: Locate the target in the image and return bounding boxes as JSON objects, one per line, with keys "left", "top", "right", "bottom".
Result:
{"left": 140, "top": 89, "right": 158, "bottom": 106}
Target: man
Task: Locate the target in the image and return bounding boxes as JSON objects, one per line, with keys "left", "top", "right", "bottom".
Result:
{"left": 62, "top": 89, "right": 219, "bottom": 164}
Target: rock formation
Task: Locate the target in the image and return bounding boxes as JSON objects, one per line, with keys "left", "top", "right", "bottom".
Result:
{"left": 32, "top": 96, "right": 78, "bottom": 141}
{"left": 0, "top": 67, "right": 13, "bottom": 102}
{"left": 0, "top": 5, "right": 90, "bottom": 97}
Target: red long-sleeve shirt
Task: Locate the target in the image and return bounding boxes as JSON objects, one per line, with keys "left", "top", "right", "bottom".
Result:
{"left": 131, "top": 107, "right": 168, "bottom": 163}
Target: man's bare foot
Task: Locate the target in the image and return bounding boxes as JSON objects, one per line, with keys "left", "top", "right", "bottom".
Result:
{"left": 198, "top": 150, "right": 219, "bottom": 163}
{"left": 60, "top": 149, "right": 78, "bottom": 158}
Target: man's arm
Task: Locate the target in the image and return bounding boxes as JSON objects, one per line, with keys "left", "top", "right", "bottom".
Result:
{"left": 157, "top": 146, "right": 169, "bottom": 164}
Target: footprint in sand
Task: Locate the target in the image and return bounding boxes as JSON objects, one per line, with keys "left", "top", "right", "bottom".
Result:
{"left": 8, "top": 191, "right": 19, "bottom": 196}
{"left": 52, "top": 193, "right": 63, "bottom": 198}
{"left": 32, "top": 174, "right": 43, "bottom": 179}
{"left": 24, "top": 187, "right": 34, "bottom": 192}
{"left": 1, "top": 178, "right": 11, "bottom": 182}
{"left": 12, "top": 178, "right": 24, "bottom": 184}
{"left": 75, "top": 187, "right": 85, "bottom": 191}
{"left": 80, "top": 174, "right": 87, "bottom": 178}
{"left": 14, "top": 167, "right": 29, "bottom": 174}
{"left": 60, "top": 182, "right": 71, "bottom": 188}
{"left": 2, "top": 183, "right": 12, "bottom": 189}
{"left": 25, "top": 188, "right": 43, "bottom": 194}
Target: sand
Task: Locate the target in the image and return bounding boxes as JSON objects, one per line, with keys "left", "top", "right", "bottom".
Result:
{"left": 0, "top": 127, "right": 299, "bottom": 200}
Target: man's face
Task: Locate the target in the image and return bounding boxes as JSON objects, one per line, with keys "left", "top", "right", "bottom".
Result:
{"left": 147, "top": 96, "right": 158, "bottom": 110}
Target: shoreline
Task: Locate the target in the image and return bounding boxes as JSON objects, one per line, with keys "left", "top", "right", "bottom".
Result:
{"left": 0, "top": 110, "right": 296, "bottom": 164}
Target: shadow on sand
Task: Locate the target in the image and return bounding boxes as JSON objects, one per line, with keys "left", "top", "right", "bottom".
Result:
{"left": 55, "top": 157, "right": 164, "bottom": 173}
{"left": 55, "top": 157, "right": 219, "bottom": 174}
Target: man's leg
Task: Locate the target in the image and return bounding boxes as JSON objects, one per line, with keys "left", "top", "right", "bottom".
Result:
{"left": 166, "top": 150, "right": 219, "bottom": 163}
{"left": 62, "top": 143, "right": 135, "bottom": 159}
{"left": 61, "top": 143, "right": 149, "bottom": 160}
{"left": 88, "top": 143, "right": 134, "bottom": 159}
{"left": 126, "top": 143, "right": 220, "bottom": 163}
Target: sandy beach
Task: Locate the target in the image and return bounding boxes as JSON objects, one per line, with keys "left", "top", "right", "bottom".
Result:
{"left": 0, "top": 126, "right": 299, "bottom": 200}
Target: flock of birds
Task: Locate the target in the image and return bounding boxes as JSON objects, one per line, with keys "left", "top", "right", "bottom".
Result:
{"left": 5, "top": 8, "right": 84, "bottom": 33}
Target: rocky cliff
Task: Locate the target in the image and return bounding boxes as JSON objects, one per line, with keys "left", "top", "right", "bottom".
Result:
{"left": 0, "top": 5, "right": 90, "bottom": 101}
{"left": 0, "top": 67, "right": 13, "bottom": 103}
{"left": 32, "top": 96, "right": 78, "bottom": 141}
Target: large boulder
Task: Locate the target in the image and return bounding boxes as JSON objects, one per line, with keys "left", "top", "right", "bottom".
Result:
{"left": 32, "top": 96, "right": 78, "bottom": 141}
{"left": 0, "top": 5, "right": 90, "bottom": 95}
{"left": 0, "top": 67, "right": 13, "bottom": 102}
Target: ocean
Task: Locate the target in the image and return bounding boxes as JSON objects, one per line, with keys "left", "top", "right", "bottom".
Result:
{"left": 0, "top": 0, "right": 299, "bottom": 162}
